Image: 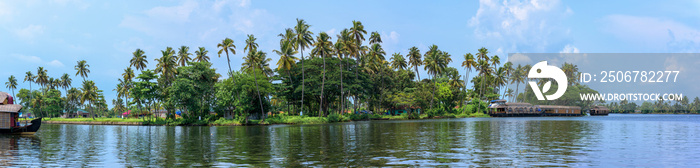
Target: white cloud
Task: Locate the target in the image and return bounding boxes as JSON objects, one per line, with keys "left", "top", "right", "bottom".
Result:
{"left": 16, "top": 54, "right": 42, "bottom": 63}
{"left": 559, "top": 44, "right": 579, "bottom": 53}
{"left": 603, "top": 15, "right": 700, "bottom": 52}
{"left": 508, "top": 53, "right": 532, "bottom": 65}
{"left": 12, "top": 54, "right": 64, "bottom": 67}
{"left": 144, "top": 0, "right": 197, "bottom": 23}
{"left": 14, "top": 24, "right": 44, "bottom": 42}
{"left": 47, "top": 60, "right": 65, "bottom": 67}
{"left": 121, "top": 0, "right": 276, "bottom": 41}
{"left": 326, "top": 28, "right": 337, "bottom": 36}
{"left": 469, "top": 0, "right": 572, "bottom": 53}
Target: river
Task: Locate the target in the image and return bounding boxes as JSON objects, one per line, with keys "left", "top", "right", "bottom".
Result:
{"left": 1, "top": 114, "right": 699, "bottom": 167}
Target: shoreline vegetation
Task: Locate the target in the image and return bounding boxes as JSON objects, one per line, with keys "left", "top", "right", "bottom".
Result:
{"left": 27, "top": 113, "right": 490, "bottom": 126}
{"left": 6, "top": 19, "right": 700, "bottom": 127}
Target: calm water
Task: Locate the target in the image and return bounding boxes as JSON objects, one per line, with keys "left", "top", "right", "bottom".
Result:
{"left": 1, "top": 114, "right": 699, "bottom": 167}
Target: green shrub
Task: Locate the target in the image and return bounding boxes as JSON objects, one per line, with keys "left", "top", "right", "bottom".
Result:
{"left": 349, "top": 113, "right": 369, "bottom": 121}
{"left": 327, "top": 114, "right": 349, "bottom": 123}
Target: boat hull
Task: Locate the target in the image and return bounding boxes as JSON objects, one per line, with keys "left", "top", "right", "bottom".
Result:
{"left": 0, "top": 118, "right": 41, "bottom": 135}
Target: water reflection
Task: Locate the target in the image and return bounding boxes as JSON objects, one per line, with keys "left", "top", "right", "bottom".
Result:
{"left": 1, "top": 114, "right": 699, "bottom": 167}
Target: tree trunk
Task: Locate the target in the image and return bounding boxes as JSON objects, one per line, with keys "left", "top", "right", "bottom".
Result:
{"left": 430, "top": 74, "right": 436, "bottom": 109}
{"left": 415, "top": 65, "right": 421, "bottom": 82}
{"left": 253, "top": 65, "right": 265, "bottom": 122}
{"left": 287, "top": 70, "right": 293, "bottom": 114}
{"left": 339, "top": 57, "right": 345, "bottom": 114}
{"left": 301, "top": 49, "right": 305, "bottom": 115}
{"left": 515, "top": 82, "right": 520, "bottom": 102}
{"left": 319, "top": 55, "right": 326, "bottom": 117}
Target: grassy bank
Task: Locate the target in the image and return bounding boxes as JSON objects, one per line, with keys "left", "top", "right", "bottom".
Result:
{"left": 28, "top": 112, "right": 490, "bottom": 126}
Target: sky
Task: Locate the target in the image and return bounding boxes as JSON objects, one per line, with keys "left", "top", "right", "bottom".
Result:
{"left": 2, "top": 0, "right": 700, "bottom": 107}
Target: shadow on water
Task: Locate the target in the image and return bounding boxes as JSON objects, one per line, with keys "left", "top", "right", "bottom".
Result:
{"left": 0, "top": 134, "right": 42, "bottom": 167}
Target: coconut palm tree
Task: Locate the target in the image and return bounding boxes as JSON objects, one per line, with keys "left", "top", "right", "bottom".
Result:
{"left": 390, "top": 53, "right": 407, "bottom": 70}
{"left": 217, "top": 38, "right": 237, "bottom": 77}
{"left": 130, "top": 49, "right": 148, "bottom": 71}
{"left": 194, "top": 47, "right": 209, "bottom": 63}
{"left": 5, "top": 75, "right": 17, "bottom": 98}
{"left": 274, "top": 40, "right": 299, "bottom": 114}
{"left": 461, "top": 53, "right": 475, "bottom": 94}
{"left": 475, "top": 47, "right": 489, "bottom": 102}
{"left": 294, "top": 18, "right": 314, "bottom": 114}
{"left": 23, "top": 71, "right": 35, "bottom": 109}
{"left": 491, "top": 55, "right": 501, "bottom": 95}
{"left": 407, "top": 46, "right": 422, "bottom": 81}
{"left": 522, "top": 64, "right": 532, "bottom": 102}
{"left": 423, "top": 45, "right": 447, "bottom": 108}
{"left": 369, "top": 31, "right": 382, "bottom": 44}
{"left": 241, "top": 35, "right": 265, "bottom": 121}
{"left": 155, "top": 47, "right": 178, "bottom": 85}
{"left": 80, "top": 80, "right": 98, "bottom": 118}
{"left": 511, "top": 64, "right": 524, "bottom": 102}
{"left": 500, "top": 62, "right": 513, "bottom": 98}
{"left": 177, "top": 46, "right": 192, "bottom": 66}
{"left": 75, "top": 60, "right": 90, "bottom": 82}
{"left": 311, "top": 32, "right": 333, "bottom": 116}
{"left": 349, "top": 21, "right": 367, "bottom": 112}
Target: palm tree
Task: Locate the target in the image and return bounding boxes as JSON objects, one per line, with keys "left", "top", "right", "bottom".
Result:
{"left": 475, "top": 47, "right": 489, "bottom": 103}
{"left": 522, "top": 64, "right": 532, "bottom": 102}
{"left": 80, "top": 80, "right": 98, "bottom": 118}
{"left": 244, "top": 34, "right": 259, "bottom": 54}
{"left": 423, "top": 45, "right": 449, "bottom": 108}
{"left": 35, "top": 67, "right": 48, "bottom": 117}
{"left": 130, "top": 49, "right": 148, "bottom": 71}
{"left": 243, "top": 35, "right": 265, "bottom": 121}
{"left": 511, "top": 64, "right": 524, "bottom": 102}
{"left": 75, "top": 60, "right": 90, "bottom": 81}
{"left": 274, "top": 40, "right": 299, "bottom": 114}
{"left": 350, "top": 21, "right": 367, "bottom": 112}
{"left": 294, "top": 18, "right": 314, "bottom": 114}
{"left": 194, "top": 47, "right": 210, "bottom": 63}
{"left": 155, "top": 47, "right": 178, "bottom": 85}
{"left": 390, "top": 53, "right": 407, "bottom": 70}
{"left": 279, "top": 28, "right": 297, "bottom": 44}
{"left": 407, "top": 46, "right": 422, "bottom": 81}
{"left": 5, "top": 75, "right": 17, "bottom": 98}
{"left": 491, "top": 55, "right": 501, "bottom": 95}
{"left": 121, "top": 67, "right": 135, "bottom": 107}
{"left": 24, "top": 71, "right": 35, "bottom": 110}
{"left": 368, "top": 43, "right": 387, "bottom": 112}
{"left": 60, "top": 73, "right": 72, "bottom": 111}
{"left": 500, "top": 62, "right": 513, "bottom": 99}
{"left": 217, "top": 38, "right": 237, "bottom": 77}
{"left": 461, "top": 53, "right": 476, "bottom": 94}
{"left": 177, "top": 46, "right": 192, "bottom": 66}
{"left": 369, "top": 31, "right": 382, "bottom": 44}
{"left": 311, "top": 32, "right": 333, "bottom": 116}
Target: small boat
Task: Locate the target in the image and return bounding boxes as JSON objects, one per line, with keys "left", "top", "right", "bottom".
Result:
{"left": 0, "top": 92, "right": 41, "bottom": 135}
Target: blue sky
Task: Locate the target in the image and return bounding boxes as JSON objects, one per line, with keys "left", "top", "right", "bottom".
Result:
{"left": 2, "top": 0, "right": 700, "bottom": 107}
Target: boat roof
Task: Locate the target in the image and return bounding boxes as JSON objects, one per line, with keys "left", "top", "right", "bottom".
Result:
{"left": 0, "top": 104, "right": 22, "bottom": 113}
{"left": 537, "top": 105, "right": 581, "bottom": 109}
{"left": 0, "top": 92, "right": 8, "bottom": 104}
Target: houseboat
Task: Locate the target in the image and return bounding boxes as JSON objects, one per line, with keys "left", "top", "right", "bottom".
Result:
{"left": 0, "top": 92, "right": 41, "bottom": 135}
{"left": 488, "top": 99, "right": 583, "bottom": 117}
{"left": 589, "top": 105, "right": 610, "bottom": 116}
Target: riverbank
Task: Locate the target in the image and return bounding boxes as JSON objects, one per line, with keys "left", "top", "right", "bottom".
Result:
{"left": 28, "top": 113, "right": 491, "bottom": 126}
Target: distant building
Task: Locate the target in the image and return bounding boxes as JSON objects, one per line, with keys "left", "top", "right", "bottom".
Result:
{"left": 62, "top": 109, "right": 90, "bottom": 118}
